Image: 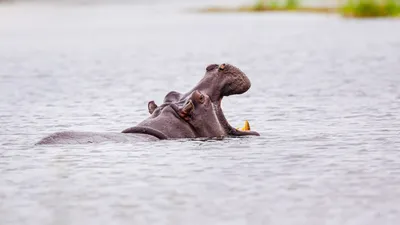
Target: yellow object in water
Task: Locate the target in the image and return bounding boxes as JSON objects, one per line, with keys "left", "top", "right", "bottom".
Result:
{"left": 237, "top": 120, "right": 251, "bottom": 131}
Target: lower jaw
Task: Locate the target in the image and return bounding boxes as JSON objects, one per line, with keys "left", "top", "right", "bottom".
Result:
{"left": 215, "top": 100, "right": 260, "bottom": 137}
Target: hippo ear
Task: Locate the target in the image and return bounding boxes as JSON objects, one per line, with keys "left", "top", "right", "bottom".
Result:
{"left": 148, "top": 101, "right": 158, "bottom": 114}
{"left": 163, "top": 91, "right": 182, "bottom": 103}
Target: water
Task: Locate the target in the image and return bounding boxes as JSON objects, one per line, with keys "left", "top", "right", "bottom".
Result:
{"left": 1, "top": 1, "right": 400, "bottom": 225}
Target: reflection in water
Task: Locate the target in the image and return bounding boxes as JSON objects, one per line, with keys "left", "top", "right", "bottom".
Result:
{"left": 0, "top": 1, "right": 400, "bottom": 225}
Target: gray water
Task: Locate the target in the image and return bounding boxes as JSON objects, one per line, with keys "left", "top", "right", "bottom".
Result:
{"left": 1, "top": 1, "right": 400, "bottom": 225}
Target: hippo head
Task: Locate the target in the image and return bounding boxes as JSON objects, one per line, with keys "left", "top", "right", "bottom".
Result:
{"left": 173, "top": 90, "right": 226, "bottom": 138}
{"left": 122, "top": 63, "right": 260, "bottom": 139}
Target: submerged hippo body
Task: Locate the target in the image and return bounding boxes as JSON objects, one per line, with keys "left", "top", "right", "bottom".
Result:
{"left": 37, "top": 63, "right": 260, "bottom": 145}
{"left": 36, "top": 131, "right": 159, "bottom": 145}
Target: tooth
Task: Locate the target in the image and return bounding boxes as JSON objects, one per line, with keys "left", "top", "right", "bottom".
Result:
{"left": 238, "top": 120, "right": 250, "bottom": 131}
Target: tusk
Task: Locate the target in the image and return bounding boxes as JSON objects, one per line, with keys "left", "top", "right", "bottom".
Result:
{"left": 237, "top": 120, "right": 250, "bottom": 131}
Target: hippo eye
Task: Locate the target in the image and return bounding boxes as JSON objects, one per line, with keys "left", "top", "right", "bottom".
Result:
{"left": 199, "top": 94, "right": 205, "bottom": 103}
{"left": 218, "top": 64, "right": 226, "bottom": 71}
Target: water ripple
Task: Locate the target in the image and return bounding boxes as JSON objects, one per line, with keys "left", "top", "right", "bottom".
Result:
{"left": 1, "top": 2, "right": 400, "bottom": 225}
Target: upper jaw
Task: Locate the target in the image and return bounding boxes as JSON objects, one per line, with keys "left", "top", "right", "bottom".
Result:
{"left": 182, "top": 63, "right": 252, "bottom": 102}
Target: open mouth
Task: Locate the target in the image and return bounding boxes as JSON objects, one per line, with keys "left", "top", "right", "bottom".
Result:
{"left": 191, "top": 63, "right": 260, "bottom": 137}
{"left": 215, "top": 96, "right": 260, "bottom": 137}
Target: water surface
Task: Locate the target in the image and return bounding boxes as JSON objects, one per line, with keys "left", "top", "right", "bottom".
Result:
{"left": 1, "top": 2, "right": 400, "bottom": 225}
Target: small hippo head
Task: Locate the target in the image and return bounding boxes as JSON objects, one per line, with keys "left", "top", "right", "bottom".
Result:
{"left": 174, "top": 90, "right": 225, "bottom": 138}
{"left": 122, "top": 63, "right": 260, "bottom": 139}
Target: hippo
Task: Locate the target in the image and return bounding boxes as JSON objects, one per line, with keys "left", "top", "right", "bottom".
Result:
{"left": 36, "top": 63, "right": 260, "bottom": 145}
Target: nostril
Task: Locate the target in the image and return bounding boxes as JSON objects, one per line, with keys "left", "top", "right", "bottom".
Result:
{"left": 206, "top": 64, "right": 218, "bottom": 72}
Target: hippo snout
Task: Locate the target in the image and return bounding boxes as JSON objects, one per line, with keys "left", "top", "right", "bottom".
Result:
{"left": 218, "top": 63, "right": 251, "bottom": 97}
{"left": 186, "top": 63, "right": 252, "bottom": 102}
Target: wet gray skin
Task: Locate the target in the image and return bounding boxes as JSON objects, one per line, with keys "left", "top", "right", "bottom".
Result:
{"left": 127, "top": 90, "right": 225, "bottom": 139}
{"left": 133, "top": 63, "right": 260, "bottom": 138}
{"left": 36, "top": 63, "right": 260, "bottom": 145}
